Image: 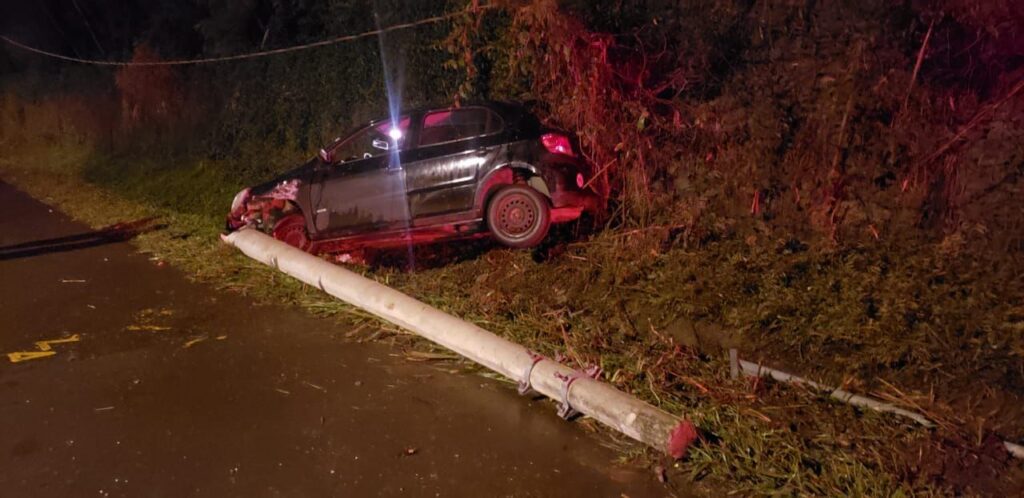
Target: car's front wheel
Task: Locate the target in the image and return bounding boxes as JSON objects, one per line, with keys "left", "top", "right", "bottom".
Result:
{"left": 486, "top": 185, "right": 551, "bottom": 249}
{"left": 272, "top": 213, "right": 312, "bottom": 252}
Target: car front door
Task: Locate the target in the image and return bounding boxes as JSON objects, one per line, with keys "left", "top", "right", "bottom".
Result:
{"left": 310, "top": 117, "right": 411, "bottom": 236}
{"left": 402, "top": 107, "right": 505, "bottom": 220}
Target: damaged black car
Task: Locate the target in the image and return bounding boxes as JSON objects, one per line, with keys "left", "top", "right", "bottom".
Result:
{"left": 226, "top": 101, "right": 601, "bottom": 256}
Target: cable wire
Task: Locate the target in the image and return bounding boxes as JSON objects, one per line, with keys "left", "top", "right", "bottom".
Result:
{"left": 0, "top": 4, "right": 495, "bottom": 67}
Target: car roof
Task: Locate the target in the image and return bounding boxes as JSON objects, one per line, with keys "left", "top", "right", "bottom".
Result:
{"left": 322, "top": 101, "right": 540, "bottom": 149}
{"left": 355, "top": 101, "right": 535, "bottom": 129}
{"left": 407, "top": 100, "right": 525, "bottom": 118}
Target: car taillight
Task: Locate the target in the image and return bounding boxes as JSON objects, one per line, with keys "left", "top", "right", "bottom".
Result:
{"left": 541, "top": 133, "right": 575, "bottom": 157}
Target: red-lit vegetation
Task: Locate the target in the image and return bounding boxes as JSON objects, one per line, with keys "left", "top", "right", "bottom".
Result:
{"left": 448, "top": 0, "right": 1023, "bottom": 249}
{"left": 114, "top": 44, "right": 183, "bottom": 128}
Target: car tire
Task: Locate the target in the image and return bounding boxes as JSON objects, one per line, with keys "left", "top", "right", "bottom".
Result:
{"left": 272, "top": 213, "right": 312, "bottom": 252}
{"left": 486, "top": 185, "right": 551, "bottom": 249}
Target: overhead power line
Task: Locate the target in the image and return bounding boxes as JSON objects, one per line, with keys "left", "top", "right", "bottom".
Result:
{"left": 0, "top": 4, "right": 496, "bottom": 67}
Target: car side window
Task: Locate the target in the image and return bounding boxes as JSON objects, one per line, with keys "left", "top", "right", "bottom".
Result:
{"left": 330, "top": 116, "right": 410, "bottom": 164}
{"left": 418, "top": 108, "right": 502, "bottom": 147}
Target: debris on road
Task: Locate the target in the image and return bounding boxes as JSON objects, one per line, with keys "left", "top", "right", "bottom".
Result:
{"left": 127, "top": 308, "right": 175, "bottom": 332}
{"left": 655, "top": 465, "right": 667, "bottom": 484}
{"left": 138, "top": 308, "right": 174, "bottom": 318}
{"left": 405, "top": 350, "right": 460, "bottom": 362}
{"left": 343, "top": 323, "right": 369, "bottom": 338}
{"left": 126, "top": 325, "right": 171, "bottom": 332}
{"left": 182, "top": 336, "right": 207, "bottom": 348}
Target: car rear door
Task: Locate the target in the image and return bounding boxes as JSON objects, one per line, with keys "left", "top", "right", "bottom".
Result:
{"left": 402, "top": 107, "right": 505, "bottom": 220}
{"left": 309, "top": 117, "right": 411, "bottom": 236}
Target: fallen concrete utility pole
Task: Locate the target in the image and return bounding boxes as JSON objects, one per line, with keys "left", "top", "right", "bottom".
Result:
{"left": 223, "top": 228, "right": 697, "bottom": 458}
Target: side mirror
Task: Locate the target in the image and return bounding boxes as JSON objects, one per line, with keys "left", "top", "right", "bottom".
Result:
{"left": 371, "top": 138, "right": 390, "bottom": 151}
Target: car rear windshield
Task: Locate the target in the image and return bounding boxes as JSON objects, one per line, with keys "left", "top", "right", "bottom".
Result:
{"left": 419, "top": 108, "right": 503, "bottom": 147}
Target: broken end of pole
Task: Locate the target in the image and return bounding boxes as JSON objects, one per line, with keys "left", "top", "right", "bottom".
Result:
{"left": 667, "top": 419, "right": 699, "bottom": 459}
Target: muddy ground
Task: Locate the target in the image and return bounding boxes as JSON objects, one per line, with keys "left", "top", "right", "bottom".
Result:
{"left": 0, "top": 181, "right": 682, "bottom": 497}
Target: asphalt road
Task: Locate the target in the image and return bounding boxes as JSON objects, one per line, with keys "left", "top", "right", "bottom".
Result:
{"left": 0, "top": 181, "right": 671, "bottom": 497}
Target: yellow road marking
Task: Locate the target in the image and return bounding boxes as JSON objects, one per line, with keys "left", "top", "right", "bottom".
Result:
{"left": 7, "top": 351, "right": 57, "bottom": 363}
{"left": 7, "top": 334, "right": 80, "bottom": 363}
{"left": 34, "top": 334, "right": 81, "bottom": 351}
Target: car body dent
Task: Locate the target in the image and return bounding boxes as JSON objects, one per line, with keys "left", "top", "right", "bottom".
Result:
{"left": 265, "top": 179, "right": 300, "bottom": 200}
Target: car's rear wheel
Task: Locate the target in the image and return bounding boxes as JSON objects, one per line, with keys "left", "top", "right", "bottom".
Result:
{"left": 272, "top": 213, "right": 312, "bottom": 251}
{"left": 486, "top": 185, "right": 551, "bottom": 249}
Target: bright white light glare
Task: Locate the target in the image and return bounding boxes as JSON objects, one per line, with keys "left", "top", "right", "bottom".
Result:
{"left": 388, "top": 128, "right": 403, "bottom": 140}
